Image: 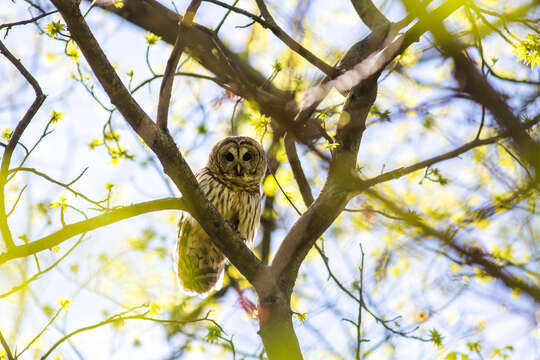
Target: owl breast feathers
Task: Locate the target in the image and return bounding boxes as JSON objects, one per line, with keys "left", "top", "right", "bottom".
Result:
{"left": 175, "top": 136, "right": 267, "bottom": 295}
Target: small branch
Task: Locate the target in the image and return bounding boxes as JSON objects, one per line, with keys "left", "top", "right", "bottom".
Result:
{"left": 6, "top": 185, "right": 27, "bottom": 217}
{"left": 0, "top": 234, "right": 84, "bottom": 299}
{"left": 0, "top": 198, "right": 185, "bottom": 265}
{"left": 8, "top": 167, "right": 105, "bottom": 209}
{"left": 253, "top": 0, "right": 338, "bottom": 77}
{"left": 19, "top": 307, "right": 64, "bottom": 358}
{"left": 404, "top": 0, "right": 540, "bottom": 179}
{"left": 357, "top": 115, "right": 540, "bottom": 191}
{"left": 203, "top": 0, "right": 269, "bottom": 28}
{"left": 284, "top": 132, "right": 314, "bottom": 206}
{"left": 214, "top": 0, "right": 240, "bottom": 34}
{"left": 40, "top": 308, "right": 222, "bottom": 360}
{"left": 0, "top": 39, "right": 46, "bottom": 249}
{"left": 0, "top": 10, "right": 57, "bottom": 33}
{"left": 156, "top": 0, "right": 202, "bottom": 130}
{"left": 368, "top": 188, "right": 540, "bottom": 303}
{"left": 0, "top": 330, "right": 14, "bottom": 360}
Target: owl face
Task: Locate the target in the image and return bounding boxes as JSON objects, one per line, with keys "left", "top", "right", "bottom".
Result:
{"left": 207, "top": 136, "right": 266, "bottom": 188}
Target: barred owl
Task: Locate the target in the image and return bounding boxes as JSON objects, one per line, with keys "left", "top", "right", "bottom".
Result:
{"left": 175, "top": 136, "right": 267, "bottom": 295}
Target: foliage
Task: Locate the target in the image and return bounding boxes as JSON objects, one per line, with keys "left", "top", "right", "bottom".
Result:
{"left": 0, "top": 0, "right": 538, "bottom": 359}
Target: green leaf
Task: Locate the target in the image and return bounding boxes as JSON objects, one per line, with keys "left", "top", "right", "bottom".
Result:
{"left": 45, "top": 20, "right": 65, "bottom": 37}
{"left": 205, "top": 325, "right": 222, "bottom": 344}
{"left": 513, "top": 34, "right": 540, "bottom": 69}
{"left": 429, "top": 329, "right": 443, "bottom": 347}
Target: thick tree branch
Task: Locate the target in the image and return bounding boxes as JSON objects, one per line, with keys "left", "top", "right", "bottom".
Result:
{"left": 0, "top": 39, "right": 46, "bottom": 250}
{"left": 0, "top": 198, "right": 185, "bottom": 265}
{"left": 272, "top": 78, "right": 378, "bottom": 296}
{"left": 156, "top": 0, "right": 201, "bottom": 130}
{"left": 50, "top": 0, "right": 269, "bottom": 292}
{"left": 292, "top": 0, "right": 463, "bottom": 129}
{"left": 350, "top": 0, "right": 390, "bottom": 30}
{"left": 89, "top": 0, "right": 325, "bottom": 144}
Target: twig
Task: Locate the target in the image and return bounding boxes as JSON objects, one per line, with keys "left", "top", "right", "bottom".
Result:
{"left": 356, "top": 243, "right": 365, "bottom": 360}
{"left": 6, "top": 185, "right": 27, "bottom": 217}
{"left": 8, "top": 167, "right": 106, "bottom": 210}
{"left": 157, "top": 0, "right": 202, "bottom": 130}
{"left": 0, "top": 234, "right": 85, "bottom": 299}
{"left": 19, "top": 307, "right": 64, "bottom": 358}
{"left": 358, "top": 115, "right": 540, "bottom": 191}
{"left": 0, "top": 10, "right": 57, "bottom": 34}
{"left": 40, "top": 307, "right": 223, "bottom": 360}
{"left": 0, "top": 39, "right": 46, "bottom": 249}
{"left": 0, "top": 330, "right": 14, "bottom": 360}
{"left": 214, "top": 0, "right": 239, "bottom": 34}
{"left": 254, "top": 0, "right": 338, "bottom": 77}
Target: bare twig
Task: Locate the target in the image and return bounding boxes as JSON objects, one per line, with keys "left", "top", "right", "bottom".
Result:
{"left": 19, "top": 307, "right": 64, "bottom": 358}
{"left": 0, "top": 39, "right": 46, "bottom": 249}
{"left": 157, "top": 0, "right": 201, "bottom": 130}
{"left": 0, "top": 235, "right": 85, "bottom": 299}
{"left": 214, "top": 0, "right": 240, "bottom": 34}
{"left": 0, "top": 10, "right": 57, "bottom": 34}
{"left": 357, "top": 115, "right": 540, "bottom": 191}
{"left": 0, "top": 330, "right": 14, "bottom": 360}
{"left": 8, "top": 167, "right": 105, "bottom": 209}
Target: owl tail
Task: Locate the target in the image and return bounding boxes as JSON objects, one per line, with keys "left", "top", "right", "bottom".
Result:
{"left": 177, "top": 264, "right": 225, "bottom": 296}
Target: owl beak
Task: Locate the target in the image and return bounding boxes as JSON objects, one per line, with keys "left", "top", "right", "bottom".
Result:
{"left": 236, "top": 164, "right": 242, "bottom": 176}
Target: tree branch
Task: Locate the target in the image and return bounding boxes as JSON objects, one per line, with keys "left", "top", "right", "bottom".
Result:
{"left": 0, "top": 198, "right": 185, "bottom": 265}
{"left": 0, "top": 39, "right": 46, "bottom": 250}
{"left": 51, "top": 0, "right": 269, "bottom": 292}
{"left": 284, "top": 132, "right": 314, "bottom": 207}
{"left": 0, "top": 330, "right": 14, "bottom": 360}
{"left": 156, "top": 0, "right": 201, "bottom": 130}
{"left": 253, "top": 0, "right": 339, "bottom": 77}
{"left": 404, "top": 0, "right": 540, "bottom": 180}
{"left": 367, "top": 188, "right": 540, "bottom": 302}
{"left": 272, "top": 77, "right": 378, "bottom": 296}
{"left": 356, "top": 115, "right": 540, "bottom": 191}
{"left": 350, "top": 0, "right": 390, "bottom": 30}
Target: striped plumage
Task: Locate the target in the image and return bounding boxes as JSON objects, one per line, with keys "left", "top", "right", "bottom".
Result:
{"left": 175, "top": 137, "right": 266, "bottom": 295}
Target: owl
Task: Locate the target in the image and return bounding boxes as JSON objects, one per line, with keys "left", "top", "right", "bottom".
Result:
{"left": 175, "top": 136, "right": 267, "bottom": 295}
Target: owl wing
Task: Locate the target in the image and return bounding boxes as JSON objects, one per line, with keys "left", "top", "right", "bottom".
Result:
{"left": 176, "top": 169, "right": 227, "bottom": 295}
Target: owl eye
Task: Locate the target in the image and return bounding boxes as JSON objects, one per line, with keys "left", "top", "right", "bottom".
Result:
{"left": 224, "top": 152, "right": 235, "bottom": 162}
{"left": 242, "top": 152, "right": 252, "bottom": 161}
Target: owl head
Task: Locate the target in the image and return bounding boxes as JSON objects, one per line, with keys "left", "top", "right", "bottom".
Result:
{"left": 207, "top": 136, "right": 267, "bottom": 189}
